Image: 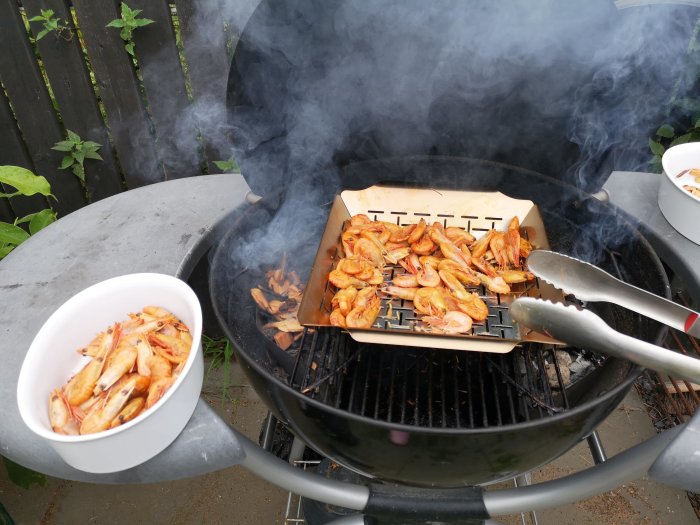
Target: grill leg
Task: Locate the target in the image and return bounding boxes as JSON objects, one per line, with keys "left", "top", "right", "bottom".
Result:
{"left": 586, "top": 430, "right": 607, "bottom": 464}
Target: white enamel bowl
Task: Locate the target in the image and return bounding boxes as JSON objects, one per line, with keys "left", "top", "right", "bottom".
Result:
{"left": 17, "top": 273, "right": 203, "bottom": 473}
{"left": 659, "top": 142, "right": 700, "bottom": 245}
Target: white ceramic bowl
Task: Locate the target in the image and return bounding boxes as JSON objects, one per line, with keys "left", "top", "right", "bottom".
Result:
{"left": 659, "top": 142, "right": 700, "bottom": 245}
{"left": 17, "top": 273, "right": 203, "bottom": 473}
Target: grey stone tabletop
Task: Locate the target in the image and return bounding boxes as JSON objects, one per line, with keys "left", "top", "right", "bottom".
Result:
{"left": 0, "top": 174, "right": 251, "bottom": 483}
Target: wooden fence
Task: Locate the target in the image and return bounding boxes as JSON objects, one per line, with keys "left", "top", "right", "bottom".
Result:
{"left": 0, "top": 0, "right": 244, "bottom": 223}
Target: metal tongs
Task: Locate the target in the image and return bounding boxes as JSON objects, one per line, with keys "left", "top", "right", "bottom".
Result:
{"left": 511, "top": 250, "right": 700, "bottom": 384}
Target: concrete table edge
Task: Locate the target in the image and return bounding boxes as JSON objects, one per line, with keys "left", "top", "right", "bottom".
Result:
{"left": 0, "top": 174, "right": 251, "bottom": 483}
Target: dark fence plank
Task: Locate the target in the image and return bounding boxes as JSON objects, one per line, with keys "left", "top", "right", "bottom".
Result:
{"left": 24, "top": 0, "right": 123, "bottom": 203}
{"left": 130, "top": 0, "right": 202, "bottom": 179}
{"left": 73, "top": 0, "right": 163, "bottom": 188}
{"left": 0, "top": 82, "right": 49, "bottom": 220}
{"left": 176, "top": 0, "right": 232, "bottom": 172}
{"left": 0, "top": 0, "right": 86, "bottom": 217}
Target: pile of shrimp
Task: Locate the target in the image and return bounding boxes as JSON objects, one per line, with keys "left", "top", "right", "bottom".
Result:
{"left": 250, "top": 254, "right": 305, "bottom": 350}
{"left": 328, "top": 214, "right": 535, "bottom": 334}
{"left": 48, "top": 306, "right": 192, "bottom": 435}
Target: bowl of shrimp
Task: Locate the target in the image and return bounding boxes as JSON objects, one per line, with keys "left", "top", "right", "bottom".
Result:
{"left": 17, "top": 273, "right": 203, "bottom": 473}
{"left": 659, "top": 142, "right": 700, "bottom": 245}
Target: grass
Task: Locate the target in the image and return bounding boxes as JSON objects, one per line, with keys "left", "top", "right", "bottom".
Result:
{"left": 202, "top": 334, "right": 238, "bottom": 404}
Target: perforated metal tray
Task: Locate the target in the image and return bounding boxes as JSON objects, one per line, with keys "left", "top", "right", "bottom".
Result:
{"left": 298, "top": 185, "right": 562, "bottom": 352}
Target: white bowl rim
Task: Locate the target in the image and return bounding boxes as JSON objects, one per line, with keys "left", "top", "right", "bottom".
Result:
{"left": 661, "top": 142, "right": 700, "bottom": 204}
{"left": 17, "top": 272, "right": 202, "bottom": 443}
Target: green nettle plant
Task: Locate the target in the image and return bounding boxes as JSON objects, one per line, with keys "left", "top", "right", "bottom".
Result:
{"left": 649, "top": 120, "right": 700, "bottom": 172}
{"left": 0, "top": 166, "right": 56, "bottom": 261}
{"left": 106, "top": 2, "right": 155, "bottom": 56}
{"left": 28, "top": 9, "right": 72, "bottom": 41}
{"left": 213, "top": 156, "right": 240, "bottom": 173}
{"left": 52, "top": 130, "right": 103, "bottom": 183}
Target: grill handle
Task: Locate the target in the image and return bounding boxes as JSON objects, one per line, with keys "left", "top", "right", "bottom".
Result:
{"left": 510, "top": 298, "right": 700, "bottom": 384}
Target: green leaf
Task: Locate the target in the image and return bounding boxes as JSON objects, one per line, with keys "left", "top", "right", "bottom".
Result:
{"left": 670, "top": 133, "right": 692, "bottom": 147}
{"left": 655, "top": 124, "right": 675, "bottom": 139}
{"left": 51, "top": 140, "right": 74, "bottom": 151}
{"left": 66, "top": 130, "right": 81, "bottom": 143}
{"left": 84, "top": 151, "right": 103, "bottom": 161}
{"left": 0, "top": 166, "right": 53, "bottom": 197}
{"left": 82, "top": 141, "right": 102, "bottom": 149}
{"left": 35, "top": 28, "right": 50, "bottom": 41}
{"left": 0, "top": 222, "right": 30, "bottom": 245}
{"left": 28, "top": 209, "right": 56, "bottom": 235}
{"left": 28, "top": 15, "right": 44, "bottom": 22}
{"left": 2, "top": 457, "right": 47, "bottom": 490}
{"left": 648, "top": 139, "right": 665, "bottom": 156}
{"left": 0, "top": 244, "right": 14, "bottom": 260}
{"left": 106, "top": 19, "right": 126, "bottom": 28}
{"left": 60, "top": 156, "right": 74, "bottom": 169}
{"left": 133, "top": 18, "right": 155, "bottom": 27}
{"left": 125, "top": 41, "right": 135, "bottom": 56}
{"left": 71, "top": 164, "right": 85, "bottom": 182}
{"left": 72, "top": 150, "right": 86, "bottom": 164}
{"left": 41, "top": 9, "right": 54, "bottom": 18}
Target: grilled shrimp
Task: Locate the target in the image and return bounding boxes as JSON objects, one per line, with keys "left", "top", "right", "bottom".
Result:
{"left": 410, "top": 235, "right": 435, "bottom": 255}
{"left": 505, "top": 229, "right": 521, "bottom": 267}
{"left": 354, "top": 238, "right": 384, "bottom": 268}
{"left": 145, "top": 377, "right": 175, "bottom": 409}
{"left": 110, "top": 397, "right": 146, "bottom": 429}
{"left": 477, "top": 273, "right": 511, "bottom": 294}
{"left": 389, "top": 223, "right": 417, "bottom": 243}
{"left": 329, "top": 269, "right": 368, "bottom": 289}
{"left": 93, "top": 345, "right": 138, "bottom": 396}
{"left": 440, "top": 242, "right": 470, "bottom": 268}
{"left": 489, "top": 232, "right": 509, "bottom": 268}
{"left": 407, "top": 218, "right": 427, "bottom": 244}
{"left": 382, "top": 285, "right": 419, "bottom": 301}
{"left": 399, "top": 253, "right": 422, "bottom": 275}
{"left": 422, "top": 311, "right": 473, "bottom": 334}
{"left": 444, "top": 227, "right": 475, "bottom": 247}
{"left": 471, "top": 256, "right": 497, "bottom": 277}
{"left": 346, "top": 295, "right": 382, "bottom": 329}
{"left": 438, "top": 269, "right": 470, "bottom": 302}
{"left": 149, "top": 332, "right": 191, "bottom": 363}
{"left": 497, "top": 269, "right": 535, "bottom": 284}
{"left": 64, "top": 330, "right": 114, "bottom": 406}
{"left": 49, "top": 388, "right": 78, "bottom": 435}
{"left": 350, "top": 214, "right": 371, "bottom": 226}
{"left": 456, "top": 292, "right": 489, "bottom": 322}
{"left": 393, "top": 273, "right": 419, "bottom": 288}
{"left": 329, "top": 308, "right": 347, "bottom": 327}
{"left": 417, "top": 261, "right": 440, "bottom": 287}
{"left": 80, "top": 380, "right": 136, "bottom": 434}
{"left": 438, "top": 259, "right": 481, "bottom": 286}
{"left": 413, "top": 287, "right": 447, "bottom": 317}
{"left": 470, "top": 230, "right": 495, "bottom": 259}
{"left": 332, "top": 287, "right": 358, "bottom": 315}
{"left": 353, "top": 286, "right": 378, "bottom": 309}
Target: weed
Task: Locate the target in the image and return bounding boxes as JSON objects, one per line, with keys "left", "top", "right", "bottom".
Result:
{"left": 52, "top": 130, "right": 103, "bottom": 184}
{"left": 213, "top": 156, "right": 240, "bottom": 173}
{"left": 202, "top": 334, "right": 238, "bottom": 403}
{"left": 28, "top": 9, "right": 72, "bottom": 42}
{"left": 106, "top": 2, "right": 155, "bottom": 57}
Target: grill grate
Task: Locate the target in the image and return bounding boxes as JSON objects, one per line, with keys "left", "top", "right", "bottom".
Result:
{"left": 288, "top": 328, "right": 587, "bottom": 429}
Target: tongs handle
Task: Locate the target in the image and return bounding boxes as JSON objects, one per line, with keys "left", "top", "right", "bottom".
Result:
{"left": 526, "top": 250, "right": 700, "bottom": 337}
{"left": 511, "top": 298, "right": 700, "bottom": 385}
{"left": 608, "top": 278, "right": 700, "bottom": 337}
